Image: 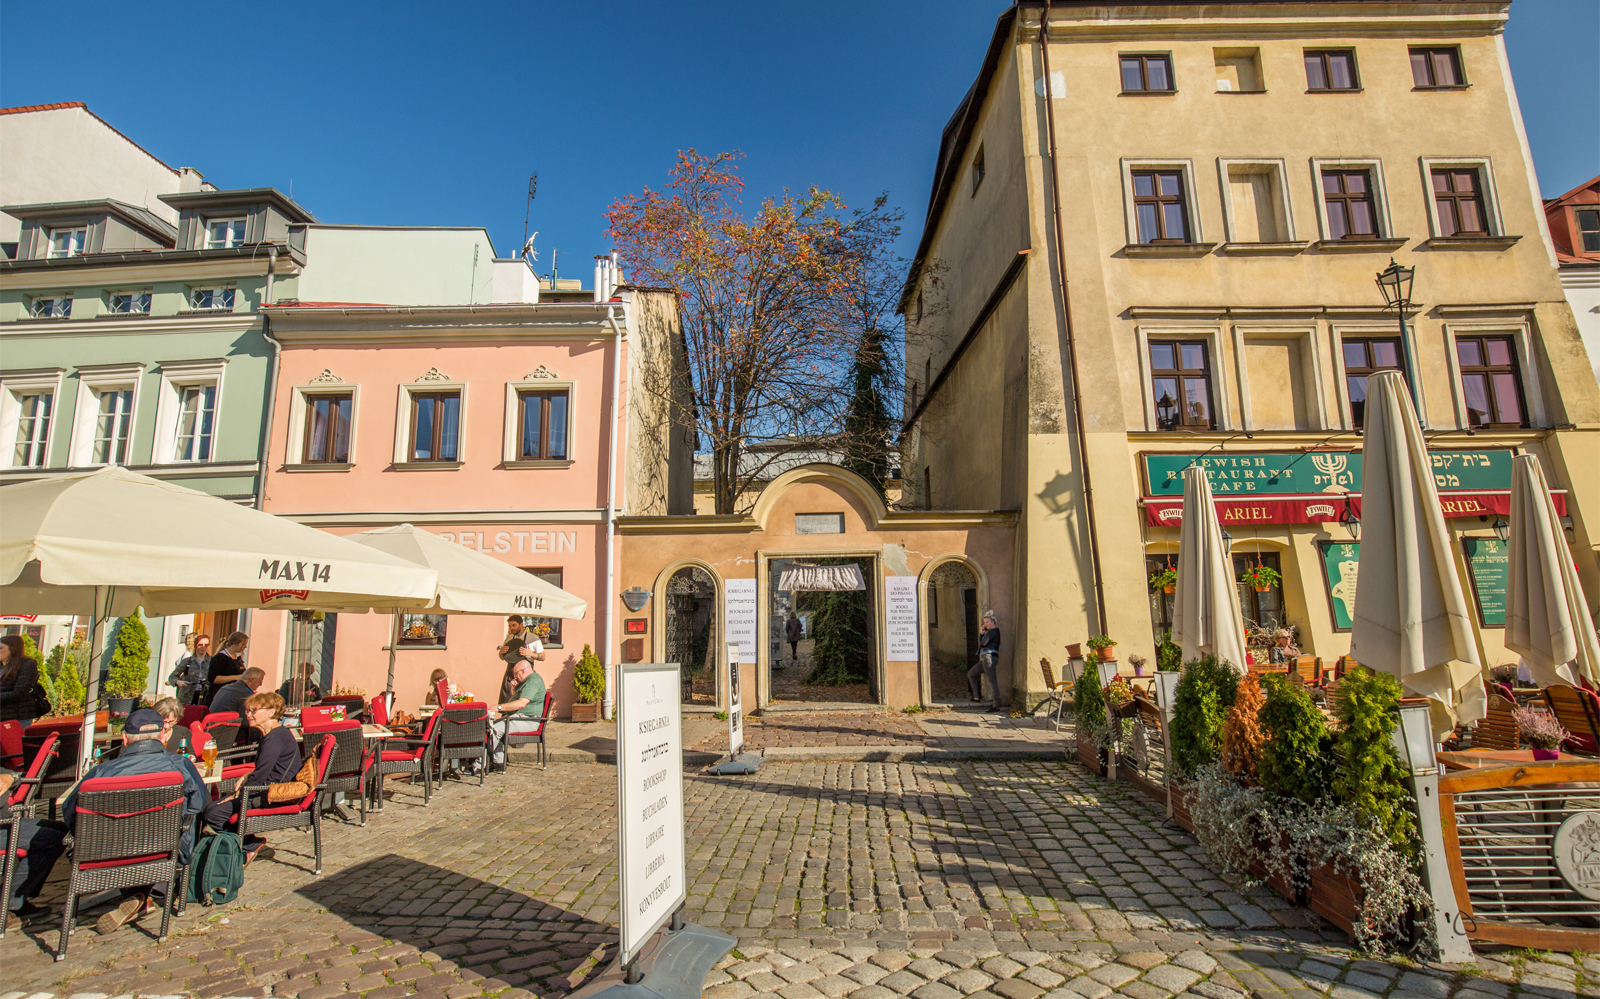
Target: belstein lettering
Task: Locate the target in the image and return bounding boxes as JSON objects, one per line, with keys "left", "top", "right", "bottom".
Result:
{"left": 258, "top": 559, "right": 333, "bottom": 583}
{"left": 513, "top": 594, "right": 544, "bottom": 610}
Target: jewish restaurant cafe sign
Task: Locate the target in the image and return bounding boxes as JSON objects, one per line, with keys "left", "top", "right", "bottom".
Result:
{"left": 1141, "top": 449, "right": 1567, "bottom": 527}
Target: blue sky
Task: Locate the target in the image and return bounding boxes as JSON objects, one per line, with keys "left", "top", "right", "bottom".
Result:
{"left": 2, "top": 1, "right": 1594, "bottom": 271}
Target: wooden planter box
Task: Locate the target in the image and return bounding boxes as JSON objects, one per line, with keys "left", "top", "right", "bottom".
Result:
{"left": 1076, "top": 731, "right": 1105, "bottom": 776}
{"left": 1308, "top": 860, "right": 1362, "bottom": 939}
{"left": 1169, "top": 782, "right": 1195, "bottom": 833}
{"left": 1248, "top": 831, "right": 1304, "bottom": 905}
{"left": 570, "top": 702, "right": 601, "bottom": 723}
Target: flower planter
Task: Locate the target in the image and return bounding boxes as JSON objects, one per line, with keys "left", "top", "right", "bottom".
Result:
{"left": 1248, "top": 831, "right": 1304, "bottom": 905}
{"left": 1532, "top": 747, "right": 1560, "bottom": 760}
{"left": 1169, "top": 782, "right": 1196, "bottom": 833}
{"left": 1307, "top": 860, "right": 1362, "bottom": 940}
{"left": 570, "top": 702, "right": 601, "bottom": 723}
{"left": 1097, "top": 648, "right": 1117, "bottom": 662}
{"left": 1111, "top": 699, "right": 1141, "bottom": 719}
{"left": 107, "top": 697, "right": 136, "bottom": 717}
{"left": 1252, "top": 585, "right": 1271, "bottom": 593}
{"left": 1076, "top": 731, "right": 1105, "bottom": 776}
{"left": 1162, "top": 584, "right": 1176, "bottom": 594}
{"left": 1065, "top": 643, "right": 1083, "bottom": 658}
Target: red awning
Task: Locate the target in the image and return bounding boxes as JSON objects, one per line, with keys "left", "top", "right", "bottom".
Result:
{"left": 1141, "top": 490, "right": 1568, "bottom": 527}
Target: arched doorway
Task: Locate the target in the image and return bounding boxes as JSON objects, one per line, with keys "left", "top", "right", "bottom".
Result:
{"left": 664, "top": 565, "right": 717, "bottom": 706}
{"left": 925, "top": 560, "right": 979, "bottom": 703}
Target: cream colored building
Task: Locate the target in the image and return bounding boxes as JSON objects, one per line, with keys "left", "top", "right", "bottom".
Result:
{"left": 902, "top": 0, "right": 1600, "bottom": 706}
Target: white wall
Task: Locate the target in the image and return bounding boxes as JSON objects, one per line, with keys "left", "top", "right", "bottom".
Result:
{"left": 492, "top": 258, "right": 540, "bottom": 303}
{"left": 1562, "top": 268, "right": 1600, "bottom": 386}
{"left": 296, "top": 226, "right": 500, "bottom": 307}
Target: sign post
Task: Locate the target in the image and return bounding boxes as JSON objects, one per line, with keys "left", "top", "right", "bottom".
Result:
{"left": 571, "top": 661, "right": 733, "bottom": 999}
{"left": 707, "top": 641, "right": 762, "bottom": 775}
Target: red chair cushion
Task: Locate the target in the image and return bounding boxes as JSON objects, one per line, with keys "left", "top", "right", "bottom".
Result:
{"left": 369, "top": 697, "right": 389, "bottom": 727}
{"left": 203, "top": 712, "right": 241, "bottom": 727}
{"left": 381, "top": 748, "right": 424, "bottom": 762}
{"left": 80, "top": 772, "right": 184, "bottom": 792}
{"left": 24, "top": 718, "right": 81, "bottom": 734}
{"left": 80, "top": 851, "right": 171, "bottom": 870}
{"left": 222, "top": 764, "right": 252, "bottom": 777}
{"left": 302, "top": 720, "right": 360, "bottom": 734}
{"left": 1, "top": 720, "right": 22, "bottom": 760}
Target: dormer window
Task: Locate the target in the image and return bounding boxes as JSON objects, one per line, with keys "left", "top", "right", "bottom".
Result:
{"left": 189, "top": 286, "right": 236, "bottom": 311}
{"left": 47, "top": 227, "right": 87, "bottom": 258}
{"left": 205, "top": 217, "right": 247, "bottom": 249}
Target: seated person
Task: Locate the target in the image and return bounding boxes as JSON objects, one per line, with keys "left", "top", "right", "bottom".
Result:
{"left": 423, "top": 667, "right": 450, "bottom": 706}
{"left": 203, "top": 691, "right": 302, "bottom": 864}
{"left": 61, "top": 708, "right": 207, "bottom": 935}
{"left": 489, "top": 660, "right": 546, "bottom": 772}
{"left": 152, "top": 695, "right": 195, "bottom": 757}
{"left": 276, "top": 662, "right": 322, "bottom": 704}
{"left": 210, "top": 666, "right": 266, "bottom": 747}
{"left": 0, "top": 770, "right": 68, "bottom": 931}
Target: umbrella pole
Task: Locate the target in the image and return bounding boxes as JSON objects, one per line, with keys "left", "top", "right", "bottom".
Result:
{"left": 385, "top": 611, "right": 400, "bottom": 694}
{"left": 77, "top": 586, "right": 111, "bottom": 777}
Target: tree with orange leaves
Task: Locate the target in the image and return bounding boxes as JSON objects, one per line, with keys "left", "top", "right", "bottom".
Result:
{"left": 606, "top": 150, "right": 903, "bottom": 514}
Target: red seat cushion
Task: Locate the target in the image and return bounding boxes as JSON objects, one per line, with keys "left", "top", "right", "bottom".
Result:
{"left": 232, "top": 803, "right": 309, "bottom": 820}
{"left": 381, "top": 748, "right": 424, "bottom": 762}
{"left": 81, "top": 772, "right": 184, "bottom": 793}
{"left": 80, "top": 851, "right": 171, "bottom": 870}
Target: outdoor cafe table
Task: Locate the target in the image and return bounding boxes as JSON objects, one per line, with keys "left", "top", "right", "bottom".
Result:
{"left": 1437, "top": 749, "right": 1598, "bottom": 773}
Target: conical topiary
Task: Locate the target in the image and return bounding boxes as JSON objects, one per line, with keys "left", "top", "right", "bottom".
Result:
{"left": 573, "top": 644, "right": 605, "bottom": 704}
{"left": 106, "top": 609, "right": 153, "bottom": 700}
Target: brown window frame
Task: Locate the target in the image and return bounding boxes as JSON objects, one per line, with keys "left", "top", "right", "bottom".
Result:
{"left": 1149, "top": 339, "right": 1216, "bottom": 430}
{"left": 520, "top": 567, "right": 565, "bottom": 647}
{"left": 1132, "top": 169, "right": 1191, "bottom": 244}
{"left": 1431, "top": 168, "right": 1490, "bottom": 237}
{"left": 408, "top": 390, "right": 461, "bottom": 463}
{"left": 516, "top": 389, "right": 570, "bottom": 461}
{"left": 1342, "top": 336, "right": 1408, "bottom": 428}
{"left": 302, "top": 392, "right": 352, "bottom": 464}
{"left": 1120, "top": 53, "right": 1174, "bottom": 93}
{"left": 1410, "top": 46, "right": 1465, "bottom": 88}
{"left": 1455, "top": 335, "right": 1527, "bottom": 429}
{"left": 1321, "top": 169, "right": 1381, "bottom": 239}
{"left": 1304, "top": 49, "right": 1360, "bottom": 92}
{"left": 1573, "top": 207, "right": 1600, "bottom": 255}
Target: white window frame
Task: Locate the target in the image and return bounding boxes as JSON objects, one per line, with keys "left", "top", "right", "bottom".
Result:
{"left": 204, "top": 216, "right": 248, "bottom": 249}
{"left": 1418, "top": 157, "right": 1507, "bottom": 238}
{"left": 108, "top": 289, "right": 152, "bottom": 315}
{"left": 1134, "top": 323, "right": 1232, "bottom": 431}
{"left": 68, "top": 363, "right": 144, "bottom": 467}
{"left": 30, "top": 295, "right": 72, "bottom": 319}
{"left": 1310, "top": 157, "right": 1395, "bottom": 240}
{"left": 1230, "top": 323, "right": 1328, "bottom": 431}
{"left": 1120, "top": 158, "right": 1205, "bottom": 246}
{"left": 502, "top": 376, "right": 576, "bottom": 467}
{"left": 0, "top": 369, "right": 65, "bottom": 470}
{"left": 46, "top": 226, "right": 87, "bottom": 258}
{"left": 151, "top": 359, "right": 227, "bottom": 465}
{"left": 394, "top": 377, "right": 467, "bottom": 468}
{"left": 1330, "top": 322, "right": 1428, "bottom": 430}
{"left": 187, "top": 286, "right": 237, "bottom": 312}
{"left": 1216, "top": 158, "right": 1296, "bottom": 243}
{"left": 284, "top": 377, "right": 361, "bottom": 467}
{"left": 1441, "top": 320, "right": 1546, "bottom": 429}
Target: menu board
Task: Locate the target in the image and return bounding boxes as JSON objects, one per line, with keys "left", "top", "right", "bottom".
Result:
{"left": 1461, "top": 537, "right": 1509, "bottom": 628}
{"left": 722, "top": 578, "right": 757, "bottom": 664}
{"left": 884, "top": 576, "right": 919, "bottom": 661}
{"left": 616, "top": 662, "right": 685, "bottom": 962}
{"left": 1317, "top": 541, "right": 1361, "bottom": 632}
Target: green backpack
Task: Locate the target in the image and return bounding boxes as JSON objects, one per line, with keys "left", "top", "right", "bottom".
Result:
{"left": 187, "top": 832, "right": 245, "bottom": 906}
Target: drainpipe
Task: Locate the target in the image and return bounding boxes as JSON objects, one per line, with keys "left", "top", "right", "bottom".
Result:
{"left": 1037, "top": 4, "right": 1108, "bottom": 634}
{"left": 601, "top": 304, "right": 625, "bottom": 719}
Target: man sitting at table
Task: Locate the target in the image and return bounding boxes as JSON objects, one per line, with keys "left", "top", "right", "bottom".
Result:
{"left": 0, "top": 770, "right": 68, "bottom": 931}
{"left": 61, "top": 707, "right": 208, "bottom": 936}
{"left": 211, "top": 667, "right": 266, "bottom": 747}
{"left": 489, "top": 659, "right": 546, "bottom": 772}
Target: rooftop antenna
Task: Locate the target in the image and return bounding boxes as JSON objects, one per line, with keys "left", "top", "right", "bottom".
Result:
{"left": 551, "top": 248, "right": 560, "bottom": 284}
{"left": 521, "top": 173, "right": 538, "bottom": 260}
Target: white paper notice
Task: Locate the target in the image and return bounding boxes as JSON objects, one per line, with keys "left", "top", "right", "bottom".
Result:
{"left": 726, "top": 641, "right": 743, "bottom": 756}
{"left": 885, "top": 576, "right": 919, "bottom": 661}
{"left": 723, "top": 578, "right": 758, "bottom": 664}
{"left": 617, "top": 663, "right": 685, "bottom": 962}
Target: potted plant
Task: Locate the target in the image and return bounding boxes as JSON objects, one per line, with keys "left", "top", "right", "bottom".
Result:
{"left": 1238, "top": 563, "right": 1281, "bottom": 593}
{"left": 1104, "top": 674, "right": 1138, "bottom": 717}
{"left": 1086, "top": 635, "right": 1117, "bottom": 662}
{"left": 1512, "top": 705, "right": 1570, "bottom": 760}
{"left": 571, "top": 644, "right": 604, "bottom": 722}
{"left": 1148, "top": 567, "right": 1177, "bottom": 594}
{"left": 104, "top": 609, "right": 152, "bottom": 716}
{"left": 1127, "top": 653, "right": 1148, "bottom": 677}
{"left": 1064, "top": 642, "right": 1083, "bottom": 659}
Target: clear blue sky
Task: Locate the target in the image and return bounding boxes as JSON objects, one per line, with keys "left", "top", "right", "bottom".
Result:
{"left": 2, "top": 1, "right": 1593, "bottom": 271}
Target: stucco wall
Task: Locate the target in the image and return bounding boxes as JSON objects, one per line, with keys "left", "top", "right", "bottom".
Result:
{"left": 296, "top": 227, "right": 499, "bottom": 306}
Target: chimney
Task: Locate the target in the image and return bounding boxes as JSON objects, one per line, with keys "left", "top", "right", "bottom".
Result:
{"left": 594, "top": 256, "right": 607, "bottom": 303}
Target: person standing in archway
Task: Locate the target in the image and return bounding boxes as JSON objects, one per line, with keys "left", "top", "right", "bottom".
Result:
{"left": 968, "top": 612, "right": 1001, "bottom": 707}
{"left": 785, "top": 612, "right": 802, "bottom": 663}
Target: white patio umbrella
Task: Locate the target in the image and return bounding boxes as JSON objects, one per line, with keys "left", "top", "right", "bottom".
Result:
{"left": 1171, "top": 464, "right": 1248, "bottom": 672}
{"left": 1349, "top": 370, "right": 1483, "bottom": 736}
{"left": 339, "top": 524, "right": 588, "bottom": 693}
{"left": 1504, "top": 453, "right": 1599, "bottom": 688}
{"left": 0, "top": 467, "right": 439, "bottom": 773}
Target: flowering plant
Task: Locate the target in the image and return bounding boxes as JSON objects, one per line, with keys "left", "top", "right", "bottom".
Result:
{"left": 1103, "top": 674, "right": 1134, "bottom": 709}
{"left": 1512, "top": 705, "right": 1570, "bottom": 750}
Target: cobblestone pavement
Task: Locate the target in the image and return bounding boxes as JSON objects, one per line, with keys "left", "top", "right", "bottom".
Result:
{"left": 4, "top": 761, "right": 1595, "bottom": 999}
{"left": 695, "top": 713, "right": 927, "bottom": 751}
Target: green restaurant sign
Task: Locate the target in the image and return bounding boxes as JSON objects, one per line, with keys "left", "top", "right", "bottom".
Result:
{"left": 1316, "top": 538, "right": 1508, "bottom": 631}
{"left": 1143, "top": 449, "right": 1515, "bottom": 497}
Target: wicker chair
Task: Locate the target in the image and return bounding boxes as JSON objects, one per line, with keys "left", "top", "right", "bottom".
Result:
{"left": 301, "top": 721, "right": 372, "bottom": 825}
{"left": 436, "top": 702, "right": 490, "bottom": 785}
{"left": 200, "top": 711, "right": 243, "bottom": 752}
{"left": 191, "top": 717, "right": 256, "bottom": 797}
{"left": 1543, "top": 684, "right": 1600, "bottom": 754}
{"left": 56, "top": 772, "right": 188, "bottom": 959}
{"left": 374, "top": 708, "right": 443, "bottom": 805}
{"left": 300, "top": 706, "right": 338, "bottom": 727}
{"left": 505, "top": 692, "right": 557, "bottom": 768}
{"left": 317, "top": 694, "right": 366, "bottom": 721}
{"left": 23, "top": 722, "right": 82, "bottom": 814}
{"left": 1037, "top": 658, "right": 1075, "bottom": 732}
{"left": 230, "top": 733, "right": 336, "bottom": 875}
{"left": 2, "top": 732, "right": 58, "bottom": 936}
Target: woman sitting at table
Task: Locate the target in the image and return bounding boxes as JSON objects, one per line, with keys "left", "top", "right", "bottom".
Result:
{"left": 423, "top": 668, "right": 450, "bottom": 706}
{"left": 203, "top": 691, "right": 301, "bottom": 864}
{"left": 152, "top": 696, "right": 195, "bottom": 757}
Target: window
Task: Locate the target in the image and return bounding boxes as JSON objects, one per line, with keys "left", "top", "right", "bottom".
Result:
{"left": 1132, "top": 170, "right": 1190, "bottom": 243}
{"left": 1455, "top": 336, "right": 1525, "bottom": 428}
{"left": 109, "top": 291, "right": 151, "bottom": 314}
{"left": 409, "top": 391, "right": 460, "bottom": 462}
{"left": 12, "top": 391, "right": 51, "bottom": 467}
{"left": 1146, "top": 555, "right": 1178, "bottom": 644}
{"left": 30, "top": 296, "right": 71, "bottom": 319}
{"left": 1576, "top": 209, "right": 1600, "bottom": 253}
{"left": 47, "top": 227, "right": 87, "bottom": 258}
{"left": 304, "top": 393, "right": 352, "bottom": 463}
{"left": 1214, "top": 48, "right": 1262, "bottom": 92}
{"left": 517, "top": 390, "right": 568, "bottom": 460}
{"left": 1233, "top": 552, "right": 1285, "bottom": 630}
{"left": 189, "top": 287, "right": 236, "bottom": 311}
{"left": 205, "top": 217, "right": 247, "bottom": 249}
{"left": 398, "top": 613, "right": 446, "bottom": 646}
{"left": 1321, "top": 170, "right": 1379, "bottom": 239}
{"left": 1120, "top": 54, "right": 1173, "bottom": 92}
{"left": 971, "top": 145, "right": 985, "bottom": 195}
{"left": 1149, "top": 340, "right": 1214, "bottom": 429}
{"left": 1410, "top": 47, "right": 1464, "bottom": 88}
{"left": 172, "top": 384, "right": 217, "bottom": 462}
{"left": 1342, "top": 337, "right": 1406, "bottom": 427}
{"left": 1431, "top": 169, "right": 1488, "bottom": 237}
{"left": 1305, "top": 49, "right": 1359, "bottom": 91}
{"left": 522, "top": 568, "right": 565, "bottom": 647}
{"left": 90, "top": 388, "right": 135, "bottom": 465}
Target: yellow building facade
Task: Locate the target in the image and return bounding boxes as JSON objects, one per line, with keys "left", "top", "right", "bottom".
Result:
{"left": 902, "top": 1, "right": 1600, "bottom": 705}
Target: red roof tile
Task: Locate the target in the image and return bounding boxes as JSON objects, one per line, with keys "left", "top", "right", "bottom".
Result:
{"left": 0, "top": 101, "right": 87, "bottom": 115}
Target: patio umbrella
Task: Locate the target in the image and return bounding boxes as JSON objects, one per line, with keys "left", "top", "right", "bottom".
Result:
{"left": 1504, "top": 454, "right": 1599, "bottom": 688}
{"left": 1349, "top": 370, "right": 1483, "bottom": 736}
{"left": 1171, "top": 464, "right": 1248, "bottom": 672}
{"left": 0, "top": 466, "right": 440, "bottom": 773}
{"left": 339, "top": 524, "right": 588, "bottom": 693}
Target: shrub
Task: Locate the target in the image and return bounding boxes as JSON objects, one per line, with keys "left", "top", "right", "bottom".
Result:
{"left": 105, "top": 610, "right": 152, "bottom": 699}
{"left": 806, "top": 587, "right": 871, "bottom": 686}
{"left": 573, "top": 644, "right": 605, "bottom": 704}
{"left": 1075, "top": 659, "right": 1107, "bottom": 734}
{"left": 19, "top": 632, "right": 40, "bottom": 663}
{"left": 1331, "top": 666, "right": 1417, "bottom": 858}
{"left": 1257, "top": 673, "right": 1332, "bottom": 804}
{"left": 1156, "top": 630, "right": 1182, "bottom": 672}
{"left": 1220, "top": 674, "right": 1267, "bottom": 782}
{"left": 1170, "top": 655, "right": 1240, "bottom": 778}
{"left": 54, "top": 640, "right": 87, "bottom": 715}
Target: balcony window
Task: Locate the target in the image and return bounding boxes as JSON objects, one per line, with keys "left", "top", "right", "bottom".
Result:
{"left": 1343, "top": 337, "right": 1407, "bottom": 427}
{"left": 1150, "top": 340, "right": 1214, "bottom": 429}
{"left": 304, "top": 393, "right": 352, "bottom": 464}
{"left": 173, "top": 384, "right": 217, "bottom": 462}
{"left": 12, "top": 391, "right": 52, "bottom": 468}
{"left": 47, "top": 227, "right": 87, "bottom": 258}
{"left": 1305, "top": 50, "right": 1359, "bottom": 91}
{"left": 1456, "top": 336, "right": 1526, "bottom": 429}
{"left": 1132, "top": 170, "right": 1190, "bottom": 243}
{"left": 409, "top": 392, "right": 460, "bottom": 462}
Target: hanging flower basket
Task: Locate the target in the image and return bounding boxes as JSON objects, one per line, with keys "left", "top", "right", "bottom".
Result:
{"left": 1237, "top": 564, "right": 1281, "bottom": 593}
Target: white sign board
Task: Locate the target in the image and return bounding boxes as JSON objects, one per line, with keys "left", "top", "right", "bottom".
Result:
{"left": 723, "top": 578, "right": 757, "bottom": 664}
{"left": 616, "top": 662, "right": 686, "bottom": 963}
{"left": 884, "top": 575, "right": 919, "bottom": 661}
{"left": 726, "top": 641, "right": 744, "bottom": 756}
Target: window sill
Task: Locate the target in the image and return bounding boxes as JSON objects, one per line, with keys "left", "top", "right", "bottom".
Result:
{"left": 1122, "top": 242, "right": 1217, "bottom": 258}
{"left": 174, "top": 309, "right": 244, "bottom": 317}
{"left": 502, "top": 459, "right": 577, "bottom": 470}
{"left": 1215, "top": 89, "right": 1266, "bottom": 95}
{"left": 1120, "top": 90, "right": 1177, "bottom": 97}
{"left": 391, "top": 461, "right": 464, "bottom": 471}
{"left": 1221, "top": 241, "right": 1309, "bottom": 256}
{"left": 1413, "top": 85, "right": 1470, "bottom": 92}
{"left": 382, "top": 645, "right": 449, "bottom": 652}
{"left": 1312, "top": 237, "right": 1407, "bottom": 253}
{"left": 1305, "top": 88, "right": 1362, "bottom": 94}
{"left": 284, "top": 462, "right": 355, "bottom": 472}
{"left": 1424, "top": 235, "right": 1520, "bottom": 251}
{"left": 101, "top": 312, "right": 153, "bottom": 320}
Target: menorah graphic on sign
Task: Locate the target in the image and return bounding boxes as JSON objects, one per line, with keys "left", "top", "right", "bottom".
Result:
{"left": 1311, "top": 453, "right": 1355, "bottom": 491}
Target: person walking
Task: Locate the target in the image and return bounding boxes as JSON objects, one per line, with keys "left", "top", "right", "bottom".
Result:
{"left": 785, "top": 612, "right": 803, "bottom": 663}
{"left": 968, "top": 613, "right": 1002, "bottom": 707}
{"left": 205, "top": 631, "right": 248, "bottom": 706}
{"left": 168, "top": 632, "right": 211, "bottom": 707}
{"left": 0, "top": 634, "right": 43, "bottom": 730}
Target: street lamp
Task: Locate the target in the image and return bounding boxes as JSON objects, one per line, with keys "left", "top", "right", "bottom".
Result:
{"left": 1391, "top": 700, "right": 1438, "bottom": 777}
{"left": 1341, "top": 501, "right": 1361, "bottom": 541}
{"left": 1491, "top": 517, "right": 1510, "bottom": 544}
{"left": 1374, "top": 258, "right": 1422, "bottom": 415}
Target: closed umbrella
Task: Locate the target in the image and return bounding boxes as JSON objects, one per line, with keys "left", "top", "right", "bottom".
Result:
{"left": 1171, "top": 464, "right": 1248, "bottom": 672}
{"left": 1504, "top": 454, "right": 1599, "bottom": 688}
{"left": 340, "top": 524, "right": 588, "bottom": 693}
{"left": 1349, "top": 370, "right": 1483, "bottom": 736}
